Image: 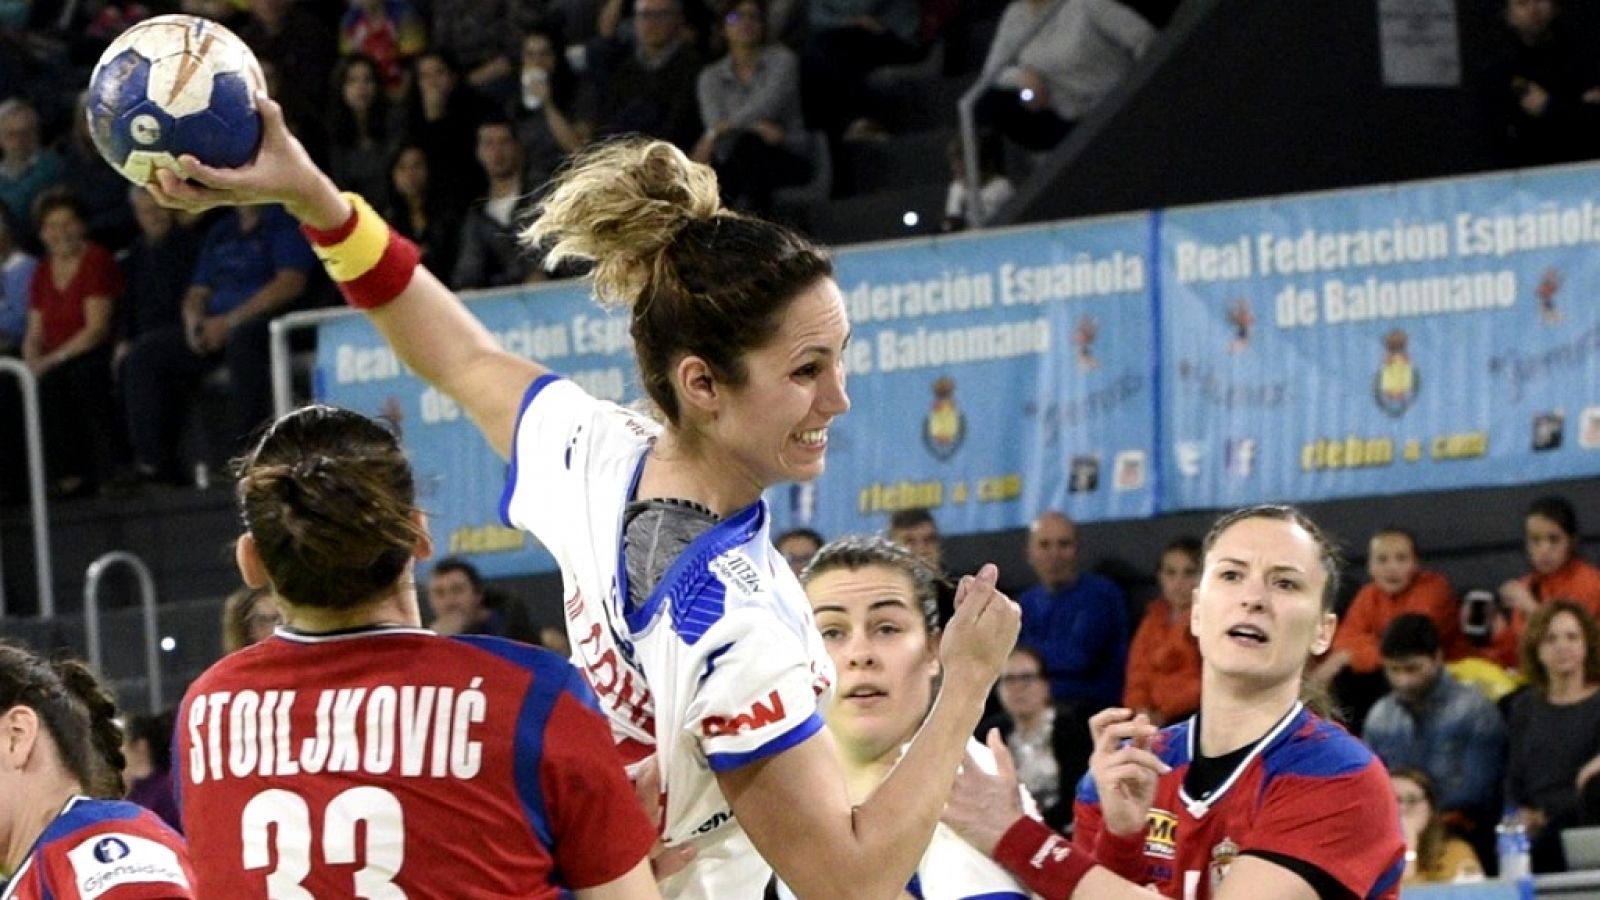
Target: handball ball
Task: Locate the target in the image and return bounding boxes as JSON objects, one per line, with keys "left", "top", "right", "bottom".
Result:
{"left": 86, "top": 14, "right": 265, "bottom": 185}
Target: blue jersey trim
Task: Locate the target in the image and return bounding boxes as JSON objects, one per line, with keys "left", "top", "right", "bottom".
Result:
{"left": 706, "top": 710, "right": 823, "bottom": 772}
{"left": 958, "top": 894, "right": 1028, "bottom": 899}
{"left": 499, "top": 372, "right": 563, "bottom": 527}
{"left": 622, "top": 496, "right": 766, "bottom": 643}
{"left": 1367, "top": 855, "right": 1405, "bottom": 899}
{"left": 907, "top": 874, "right": 923, "bottom": 898}
{"left": 453, "top": 635, "right": 579, "bottom": 853}
{"left": 1260, "top": 712, "right": 1376, "bottom": 780}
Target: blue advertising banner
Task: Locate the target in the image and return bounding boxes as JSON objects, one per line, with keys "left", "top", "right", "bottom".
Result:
{"left": 1159, "top": 164, "right": 1600, "bottom": 510}
{"left": 314, "top": 213, "right": 1160, "bottom": 577}
{"left": 767, "top": 215, "right": 1158, "bottom": 541}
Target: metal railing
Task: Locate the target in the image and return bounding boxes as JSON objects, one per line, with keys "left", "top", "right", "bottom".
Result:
{"left": 0, "top": 358, "right": 54, "bottom": 618}
{"left": 83, "top": 551, "right": 162, "bottom": 713}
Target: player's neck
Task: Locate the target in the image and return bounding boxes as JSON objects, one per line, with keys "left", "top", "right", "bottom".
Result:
{"left": 641, "top": 432, "right": 762, "bottom": 518}
{"left": 1195, "top": 676, "right": 1298, "bottom": 758}
{"left": 280, "top": 585, "right": 422, "bottom": 633}
{"left": 6, "top": 778, "right": 76, "bottom": 871}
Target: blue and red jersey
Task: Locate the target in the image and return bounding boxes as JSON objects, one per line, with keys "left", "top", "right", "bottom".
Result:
{"left": 1, "top": 796, "right": 195, "bottom": 900}
{"left": 174, "top": 626, "right": 656, "bottom": 898}
{"left": 1074, "top": 704, "right": 1406, "bottom": 899}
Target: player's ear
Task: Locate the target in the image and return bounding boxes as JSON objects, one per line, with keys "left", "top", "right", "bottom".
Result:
{"left": 235, "top": 533, "right": 270, "bottom": 589}
{"left": 0, "top": 705, "right": 41, "bottom": 770}
{"left": 412, "top": 510, "right": 433, "bottom": 561}
{"left": 675, "top": 355, "right": 721, "bottom": 416}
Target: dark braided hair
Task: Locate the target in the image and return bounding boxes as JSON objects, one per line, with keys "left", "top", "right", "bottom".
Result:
{"left": 0, "top": 641, "right": 126, "bottom": 797}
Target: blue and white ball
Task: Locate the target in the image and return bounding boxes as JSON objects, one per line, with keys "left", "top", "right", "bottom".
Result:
{"left": 86, "top": 15, "right": 265, "bottom": 185}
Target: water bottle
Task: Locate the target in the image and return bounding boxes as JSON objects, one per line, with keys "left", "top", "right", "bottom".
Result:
{"left": 1495, "top": 808, "right": 1534, "bottom": 900}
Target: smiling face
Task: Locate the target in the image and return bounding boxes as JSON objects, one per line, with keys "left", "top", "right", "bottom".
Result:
{"left": 701, "top": 278, "right": 851, "bottom": 491}
{"left": 1368, "top": 532, "right": 1419, "bottom": 595}
{"left": 1191, "top": 516, "right": 1336, "bottom": 690}
{"left": 808, "top": 563, "right": 939, "bottom": 763}
{"left": 1526, "top": 513, "right": 1574, "bottom": 576}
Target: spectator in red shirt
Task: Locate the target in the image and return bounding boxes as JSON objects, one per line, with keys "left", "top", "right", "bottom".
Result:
{"left": 1124, "top": 537, "right": 1202, "bottom": 726}
{"left": 1490, "top": 495, "right": 1600, "bottom": 667}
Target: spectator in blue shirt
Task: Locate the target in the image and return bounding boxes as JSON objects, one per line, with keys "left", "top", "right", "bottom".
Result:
{"left": 1016, "top": 509, "right": 1129, "bottom": 712}
{"left": 0, "top": 98, "right": 65, "bottom": 245}
{"left": 0, "top": 204, "right": 33, "bottom": 355}
{"left": 1363, "top": 614, "right": 1507, "bottom": 839}
{"left": 120, "top": 205, "right": 315, "bottom": 484}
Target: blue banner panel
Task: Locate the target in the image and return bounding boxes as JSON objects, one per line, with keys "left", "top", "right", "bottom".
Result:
{"left": 1159, "top": 165, "right": 1600, "bottom": 510}
{"left": 767, "top": 216, "right": 1158, "bottom": 541}
{"left": 315, "top": 214, "right": 1160, "bottom": 577}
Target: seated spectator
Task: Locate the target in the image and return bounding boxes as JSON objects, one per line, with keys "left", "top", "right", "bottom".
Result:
{"left": 1123, "top": 536, "right": 1202, "bottom": 726}
{"left": 887, "top": 507, "right": 956, "bottom": 624}
{"left": 57, "top": 92, "right": 135, "bottom": 250}
{"left": 1314, "top": 527, "right": 1465, "bottom": 728}
{"left": 942, "top": 133, "right": 1015, "bottom": 232}
{"left": 799, "top": 0, "right": 923, "bottom": 138}
{"left": 1506, "top": 600, "right": 1600, "bottom": 872}
{"left": 775, "top": 526, "right": 824, "bottom": 576}
{"left": 220, "top": 585, "right": 280, "bottom": 653}
{"left": 1363, "top": 614, "right": 1506, "bottom": 840}
{"left": 112, "top": 189, "right": 198, "bottom": 486}
{"left": 121, "top": 709, "right": 181, "bottom": 832}
{"left": 0, "top": 205, "right": 32, "bottom": 355}
{"left": 592, "top": 0, "right": 704, "bottom": 151}
{"left": 0, "top": 98, "right": 65, "bottom": 244}
{"left": 21, "top": 190, "right": 121, "bottom": 499}
{"left": 400, "top": 51, "right": 490, "bottom": 203}
{"left": 978, "top": 645, "right": 1091, "bottom": 831}
{"left": 379, "top": 144, "right": 465, "bottom": 280}
{"left": 510, "top": 28, "right": 594, "bottom": 191}
{"left": 452, "top": 119, "right": 541, "bottom": 288}
{"left": 974, "top": 0, "right": 1155, "bottom": 152}
{"left": 1490, "top": 495, "right": 1600, "bottom": 667}
{"left": 340, "top": 0, "right": 428, "bottom": 98}
{"left": 1016, "top": 510, "right": 1129, "bottom": 712}
{"left": 327, "top": 53, "right": 402, "bottom": 202}
{"left": 237, "top": 0, "right": 338, "bottom": 119}
{"left": 121, "top": 204, "right": 315, "bottom": 481}
{"left": 1391, "top": 767, "right": 1486, "bottom": 885}
{"left": 693, "top": 0, "right": 810, "bottom": 214}
{"left": 426, "top": 556, "right": 504, "bottom": 636}
{"left": 1476, "top": 0, "right": 1600, "bottom": 167}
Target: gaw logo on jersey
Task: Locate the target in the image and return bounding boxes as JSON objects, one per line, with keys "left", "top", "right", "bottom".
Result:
{"left": 1143, "top": 809, "right": 1178, "bottom": 859}
{"left": 68, "top": 833, "right": 190, "bottom": 900}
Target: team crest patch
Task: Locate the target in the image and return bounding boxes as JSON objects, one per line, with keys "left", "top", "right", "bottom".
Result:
{"left": 1144, "top": 809, "right": 1178, "bottom": 859}
{"left": 922, "top": 376, "right": 965, "bottom": 460}
{"left": 1208, "top": 836, "right": 1239, "bottom": 894}
{"left": 67, "top": 832, "right": 190, "bottom": 900}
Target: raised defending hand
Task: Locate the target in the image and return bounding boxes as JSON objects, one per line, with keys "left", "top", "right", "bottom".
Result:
{"left": 144, "top": 92, "right": 347, "bottom": 230}
{"left": 941, "top": 563, "right": 1021, "bottom": 689}
{"left": 1087, "top": 707, "right": 1168, "bottom": 837}
{"left": 942, "top": 728, "right": 1028, "bottom": 856}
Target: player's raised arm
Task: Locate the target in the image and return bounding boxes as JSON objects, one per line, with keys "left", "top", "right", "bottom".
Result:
{"left": 146, "top": 94, "right": 539, "bottom": 458}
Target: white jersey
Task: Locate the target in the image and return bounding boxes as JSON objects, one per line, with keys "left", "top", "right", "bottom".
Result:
{"left": 775, "top": 738, "right": 1032, "bottom": 900}
{"left": 502, "top": 376, "right": 837, "bottom": 899}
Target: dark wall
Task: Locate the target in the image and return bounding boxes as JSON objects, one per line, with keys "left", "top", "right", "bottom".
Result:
{"left": 1003, "top": 0, "right": 1510, "bottom": 224}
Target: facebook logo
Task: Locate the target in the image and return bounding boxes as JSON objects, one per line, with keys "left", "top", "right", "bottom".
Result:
{"left": 1225, "top": 439, "right": 1256, "bottom": 478}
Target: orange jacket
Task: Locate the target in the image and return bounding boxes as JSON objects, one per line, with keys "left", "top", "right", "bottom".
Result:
{"left": 1488, "top": 557, "right": 1600, "bottom": 667}
{"left": 1123, "top": 599, "right": 1202, "bottom": 723}
{"left": 1333, "top": 569, "right": 1464, "bottom": 672}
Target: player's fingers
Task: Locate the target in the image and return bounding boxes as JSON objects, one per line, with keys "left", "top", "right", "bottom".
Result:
{"left": 986, "top": 727, "right": 1020, "bottom": 782}
{"left": 1088, "top": 707, "right": 1135, "bottom": 748}
{"left": 649, "top": 842, "right": 697, "bottom": 881}
{"left": 1100, "top": 744, "right": 1171, "bottom": 775}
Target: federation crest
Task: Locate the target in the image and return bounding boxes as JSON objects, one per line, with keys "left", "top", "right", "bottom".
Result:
{"left": 1226, "top": 297, "right": 1254, "bottom": 353}
{"left": 1373, "top": 328, "right": 1418, "bottom": 418}
{"left": 1537, "top": 267, "right": 1563, "bottom": 323}
{"left": 1209, "top": 836, "right": 1240, "bottom": 893}
{"left": 923, "top": 376, "right": 965, "bottom": 460}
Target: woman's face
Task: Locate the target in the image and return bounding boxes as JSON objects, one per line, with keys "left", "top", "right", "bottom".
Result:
{"left": 809, "top": 563, "right": 938, "bottom": 762}
{"left": 1190, "top": 516, "right": 1335, "bottom": 689}
{"left": 1391, "top": 775, "right": 1431, "bottom": 837}
{"left": 1158, "top": 548, "right": 1200, "bottom": 610}
{"left": 701, "top": 279, "right": 851, "bottom": 491}
{"left": 1367, "top": 532, "right": 1419, "bottom": 595}
{"left": 416, "top": 56, "right": 454, "bottom": 99}
{"left": 1538, "top": 610, "right": 1588, "bottom": 684}
{"left": 391, "top": 147, "right": 429, "bottom": 197}
{"left": 38, "top": 207, "right": 85, "bottom": 258}
{"left": 1526, "top": 513, "right": 1574, "bottom": 576}
{"left": 996, "top": 650, "right": 1050, "bottom": 721}
{"left": 723, "top": 1, "right": 764, "bottom": 47}
{"left": 342, "top": 61, "right": 379, "bottom": 112}
{"left": 522, "top": 34, "right": 557, "bottom": 74}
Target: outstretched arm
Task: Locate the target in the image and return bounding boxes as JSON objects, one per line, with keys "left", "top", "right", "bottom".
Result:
{"left": 147, "top": 95, "right": 543, "bottom": 458}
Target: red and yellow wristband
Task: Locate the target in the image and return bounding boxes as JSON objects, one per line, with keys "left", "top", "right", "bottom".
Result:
{"left": 300, "top": 192, "right": 420, "bottom": 310}
{"left": 992, "top": 816, "right": 1101, "bottom": 899}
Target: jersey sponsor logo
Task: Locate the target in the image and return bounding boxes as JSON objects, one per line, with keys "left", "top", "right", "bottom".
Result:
{"left": 701, "top": 689, "right": 787, "bottom": 737}
{"left": 575, "top": 620, "right": 656, "bottom": 732}
{"left": 1027, "top": 833, "right": 1071, "bottom": 869}
{"left": 693, "top": 809, "right": 735, "bottom": 835}
{"left": 709, "top": 553, "right": 761, "bottom": 596}
{"left": 67, "top": 832, "right": 190, "bottom": 900}
{"left": 1144, "top": 808, "right": 1178, "bottom": 859}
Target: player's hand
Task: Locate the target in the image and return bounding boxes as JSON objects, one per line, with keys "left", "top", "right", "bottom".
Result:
{"left": 1088, "top": 708, "right": 1168, "bottom": 837}
{"left": 941, "top": 563, "right": 1020, "bottom": 690}
{"left": 1498, "top": 579, "right": 1537, "bottom": 616}
{"left": 942, "top": 728, "right": 1027, "bottom": 856}
{"left": 145, "top": 92, "right": 351, "bottom": 231}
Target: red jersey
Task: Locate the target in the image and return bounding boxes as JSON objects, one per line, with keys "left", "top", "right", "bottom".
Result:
{"left": 1, "top": 796, "right": 195, "bottom": 900}
{"left": 175, "top": 627, "right": 656, "bottom": 899}
{"left": 1073, "top": 704, "right": 1405, "bottom": 899}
